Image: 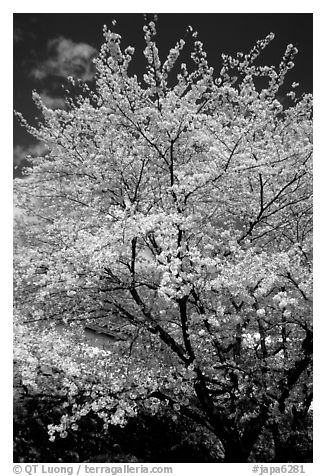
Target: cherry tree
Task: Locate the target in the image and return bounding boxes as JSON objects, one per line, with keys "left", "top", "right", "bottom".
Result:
{"left": 14, "top": 20, "right": 312, "bottom": 462}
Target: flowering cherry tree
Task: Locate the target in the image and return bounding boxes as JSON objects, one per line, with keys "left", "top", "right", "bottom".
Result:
{"left": 14, "top": 20, "right": 312, "bottom": 462}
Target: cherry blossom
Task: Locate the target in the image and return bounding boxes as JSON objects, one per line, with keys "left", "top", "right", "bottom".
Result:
{"left": 14, "top": 19, "right": 312, "bottom": 462}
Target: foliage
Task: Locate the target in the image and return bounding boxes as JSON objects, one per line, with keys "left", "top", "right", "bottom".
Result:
{"left": 13, "top": 323, "right": 220, "bottom": 462}
{"left": 14, "top": 19, "right": 312, "bottom": 462}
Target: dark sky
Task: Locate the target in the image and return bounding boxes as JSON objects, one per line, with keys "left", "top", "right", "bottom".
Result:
{"left": 13, "top": 13, "right": 313, "bottom": 178}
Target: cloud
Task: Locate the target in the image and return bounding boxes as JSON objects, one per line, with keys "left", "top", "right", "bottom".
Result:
{"left": 13, "top": 27, "right": 24, "bottom": 44}
{"left": 39, "top": 92, "right": 66, "bottom": 110}
{"left": 31, "top": 36, "right": 97, "bottom": 81}
{"left": 14, "top": 143, "right": 48, "bottom": 178}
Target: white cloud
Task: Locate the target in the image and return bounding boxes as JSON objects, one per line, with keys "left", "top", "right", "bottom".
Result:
{"left": 31, "top": 36, "right": 97, "bottom": 81}
{"left": 39, "top": 92, "right": 66, "bottom": 110}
